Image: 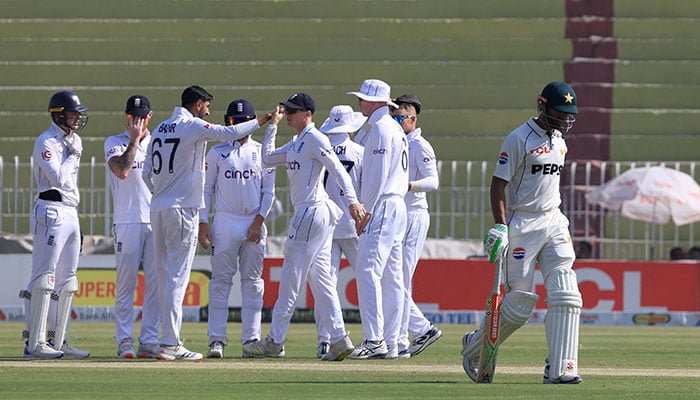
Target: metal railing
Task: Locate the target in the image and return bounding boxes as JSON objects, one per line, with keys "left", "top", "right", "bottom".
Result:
{"left": 1, "top": 156, "right": 697, "bottom": 260}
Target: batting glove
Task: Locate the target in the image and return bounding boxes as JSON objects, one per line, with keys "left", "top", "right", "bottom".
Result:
{"left": 483, "top": 224, "right": 508, "bottom": 263}
{"left": 63, "top": 134, "right": 82, "bottom": 158}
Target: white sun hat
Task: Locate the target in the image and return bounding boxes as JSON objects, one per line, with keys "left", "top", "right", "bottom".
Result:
{"left": 347, "top": 79, "right": 398, "bottom": 108}
{"left": 319, "top": 105, "right": 367, "bottom": 134}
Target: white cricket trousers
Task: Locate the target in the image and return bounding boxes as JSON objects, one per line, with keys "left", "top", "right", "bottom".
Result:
{"left": 356, "top": 195, "right": 407, "bottom": 348}
{"left": 112, "top": 222, "right": 160, "bottom": 345}
{"left": 25, "top": 201, "right": 80, "bottom": 329}
{"left": 208, "top": 213, "right": 265, "bottom": 345}
{"left": 269, "top": 200, "right": 348, "bottom": 344}
{"left": 398, "top": 208, "right": 432, "bottom": 350}
{"left": 150, "top": 207, "right": 199, "bottom": 347}
{"left": 316, "top": 237, "right": 359, "bottom": 344}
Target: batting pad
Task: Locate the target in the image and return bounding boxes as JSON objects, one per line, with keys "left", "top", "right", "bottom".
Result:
{"left": 544, "top": 268, "right": 582, "bottom": 380}
{"left": 50, "top": 276, "right": 78, "bottom": 350}
{"left": 463, "top": 290, "right": 539, "bottom": 358}
{"left": 27, "top": 273, "right": 55, "bottom": 352}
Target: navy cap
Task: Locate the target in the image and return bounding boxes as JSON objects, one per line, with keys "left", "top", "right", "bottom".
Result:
{"left": 394, "top": 93, "right": 422, "bottom": 114}
{"left": 125, "top": 95, "right": 151, "bottom": 116}
{"left": 540, "top": 82, "right": 578, "bottom": 114}
{"left": 225, "top": 99, "right": 256, "bottom": 120}
{"left": 280, "top": 93, "right": 315, "bottom": 114}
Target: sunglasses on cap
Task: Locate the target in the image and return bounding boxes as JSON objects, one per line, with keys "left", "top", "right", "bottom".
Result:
{"left": 226, "top": 115, "right": 255, "bottom": 126}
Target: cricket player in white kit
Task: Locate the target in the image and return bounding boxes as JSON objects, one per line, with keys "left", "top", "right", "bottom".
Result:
{"left": 142, "top": 86, "right": 272, "bottom": 360}
{"left": 314, "top": 105, "right": 366, "bottom": 358}
{"left": 246, "top": 93, "right": 367, "bottom": 362}
{"left": 104, "top": 95, "right": 160, "bottom": 359}
{"left": 22, "top": 90, "right": 90, "bottom": 359}
{"left": 347, "top": 79, "right": 409, "bottom": 360}
{"left": 391, "top": 94, "right": 442, "bottom": 358}
{"left": 198, "top": 99, "right": 276, "bottom": 359}
{"left": 462, "top": 82, "right": 583, "bottom": 384}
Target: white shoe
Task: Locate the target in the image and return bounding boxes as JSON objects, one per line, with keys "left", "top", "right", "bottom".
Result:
{"left": 156, "top": 345, "right": 203, "bottom": 361}
{"left": 543, "top": 364, "right": 583, "bottom": 384}
{"left": 397, "top": 349, "right": 411, "bottom": 359}
{"left": 321, "top": 336, "right": 353, "bottom": 362}
{"left": 52, "top": 341, "right": 90, "bottom": 359}
{"left": 347, "top": 340, "right": 388, "bottom": 359}
{"left": 383, "top": 345, "right": 399, "bottom": 360}
{"left": 409, "top": 326, "right": 442, "bottom": 357}
{"left": 24, "top": 342, "right": 63, "bottom": 359}
{"left": 137, "top": 342, "right": 160, "bottom": 358}
{"left": 461, "top": 331, "right": 479, "bottom": 382}
{"left": 207, "top": 341, "right": 224, "bottom": 358}
{"left": 243, "top": 336, "right": 285, "bottom": 358}
{"left": 118, "top": 339, "right": 135, "bottom": 359}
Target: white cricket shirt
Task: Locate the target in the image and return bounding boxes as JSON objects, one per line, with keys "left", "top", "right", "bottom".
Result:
{"left": 356, "top": 106, "right": 408, "bottom": 213}
{"left": 262, "top": 123, "right": 358, "bottom": 207}
{"left": 142, "top": 106, "right": 260, "bottom": 212}
{"left": 404, "top": 127, "right": 439, "bottom": 210}
{"left": 32, "top": 122, "right": 81, "bottom": 207}
{"left": 325, "top": 133, "right": 363, "bottom": 239}
{"left": 200, "top": 138, "right": 275, "bottom": 221}
{"left": 493, "top": 117, "right": 567, "bottom": 214}
{"left": 104, "top": 131, "right": 152, "bottom": 224}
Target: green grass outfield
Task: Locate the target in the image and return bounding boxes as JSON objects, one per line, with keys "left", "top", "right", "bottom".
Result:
{"left": 0, "top": 322, "right": 698, "bottom": 399}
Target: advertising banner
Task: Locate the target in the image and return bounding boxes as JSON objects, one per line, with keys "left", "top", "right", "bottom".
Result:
{"left": 1, "top": 255, "right": 698, "bottom": 326}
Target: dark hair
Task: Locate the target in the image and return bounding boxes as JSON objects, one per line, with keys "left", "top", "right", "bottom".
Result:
{"left": 181, "top": 85, "right": 213, "bottom": 108}
{"left": 576, "top": 240, "right": 593, "bottom": 259}
{"left": 688, "top": 246, "right": 700, "bottom": 260}
{"left": 669, "top": 246, "right": 687, "bottom": 260}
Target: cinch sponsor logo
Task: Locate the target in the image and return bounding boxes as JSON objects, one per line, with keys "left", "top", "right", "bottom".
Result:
{"left": 513, "top": 247, "right": 526, "bottom": 259}
{"left": 529, "top": 144, "right": 551, "bottom": 155}
{"left": 334, "top": 145, "right": 346, "bottom": 156}
{"left": 498, "top": 152, "right": 508, "bottom": 165}
{"left": 531, "top": 163, "right": 563, "bottom": 175}
{"left": 287, "top": 160, "right": 301, "bottom": 170}
{"left": 132, "top": 160, "right": 144, "bottom": 170}
{"left": 373, "top": 148, "right": 387, "bottom": 155}
{"left": 224, "top": 168, "right": 257, "bottom": 179}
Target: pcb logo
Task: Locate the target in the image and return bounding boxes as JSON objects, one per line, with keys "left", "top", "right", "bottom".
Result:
{"left": 512, "top": 247, "right": 526, "bottom": 259}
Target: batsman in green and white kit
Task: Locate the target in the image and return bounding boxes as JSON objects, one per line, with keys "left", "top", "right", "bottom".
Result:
{"left": 462, "top": 82, "right": 583, "bottom": 384}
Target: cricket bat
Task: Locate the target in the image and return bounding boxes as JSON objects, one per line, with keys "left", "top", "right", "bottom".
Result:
{"left": 476, "top": 253, "right": 504, "bottom": 383}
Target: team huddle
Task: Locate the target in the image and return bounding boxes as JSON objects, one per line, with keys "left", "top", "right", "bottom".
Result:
{"left": 21, "top": 79, "right": 583, "bottom": 384}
